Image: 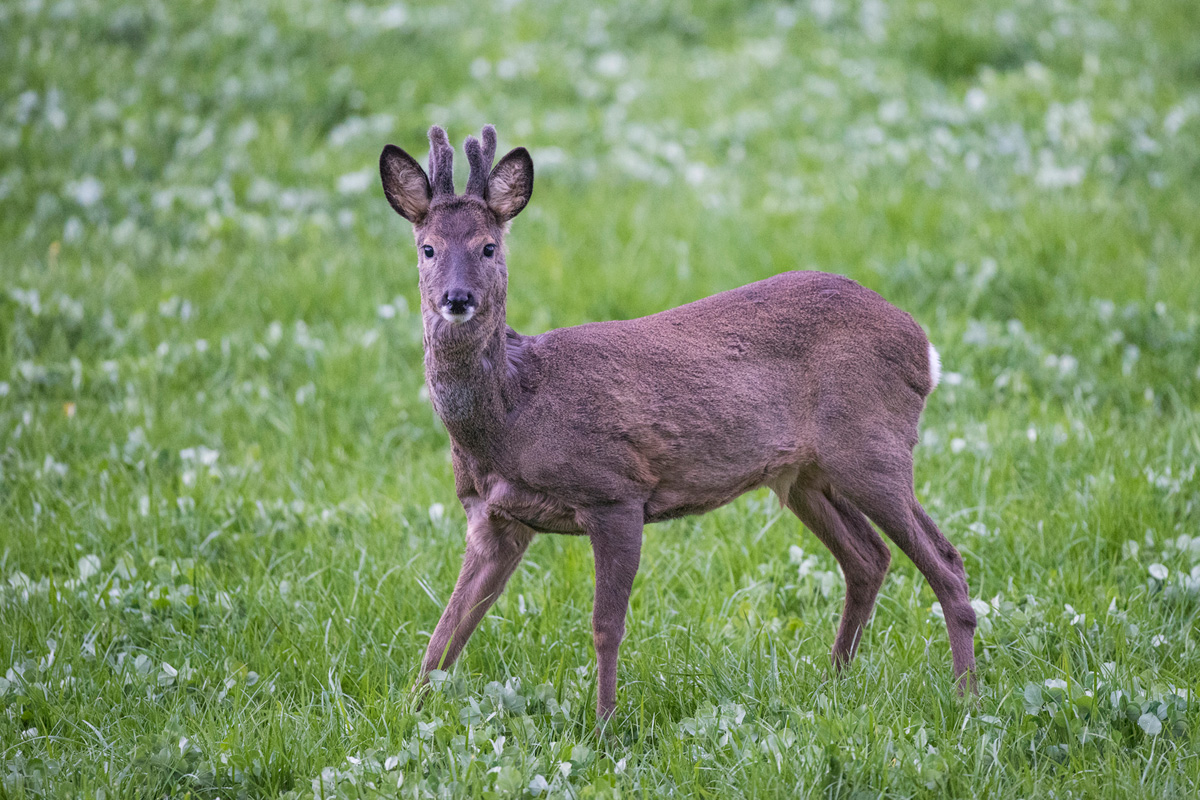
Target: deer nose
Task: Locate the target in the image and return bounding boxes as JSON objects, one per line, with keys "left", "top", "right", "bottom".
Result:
{"left": 440, "top": 289, "right": 476, "bottom": 316}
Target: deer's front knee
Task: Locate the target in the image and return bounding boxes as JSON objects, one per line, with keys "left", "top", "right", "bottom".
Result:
{"left": 592, "top": 624, "right": 625, "bottom": 654}
{"left": 947, "top": 602, "right": 977, "bottom": 634}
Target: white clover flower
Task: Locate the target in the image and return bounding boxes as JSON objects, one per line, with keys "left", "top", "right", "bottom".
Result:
{"left": 336, "top": 170, "right": 372, "bottom": 195}
{"left": 181, "top": 446, "right": 219, "bottom": 466}
{"left": 379, "top": 4, "right": 407, "bottom": 29}
{"left": 78, "top": 555, "right": 102, "bottom": 581}
{"left": 594, "top": 52, "right": 626, "bottom": 78}
{"left": 68, "top": 176, "right": 103, "bottom": 207}
{"left": 41, "top": 455, "right": 68, "bottom": 478}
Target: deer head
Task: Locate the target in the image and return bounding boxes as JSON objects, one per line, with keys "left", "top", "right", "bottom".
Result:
{"left": 379, "top": 125, "right": 533, "bottom": 334}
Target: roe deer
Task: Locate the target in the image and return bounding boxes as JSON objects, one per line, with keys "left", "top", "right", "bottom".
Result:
{"left": 379, "top": 125, "right": 977, "bottom": 721}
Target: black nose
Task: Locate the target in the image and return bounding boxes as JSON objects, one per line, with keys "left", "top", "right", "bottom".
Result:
{"left": 441, "top": 289, "right": 476, "bottom": 315}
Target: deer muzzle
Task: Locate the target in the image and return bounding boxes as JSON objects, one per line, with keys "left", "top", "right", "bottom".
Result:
{"left": 438, "top": 289, "right": 478, "bottom": 324}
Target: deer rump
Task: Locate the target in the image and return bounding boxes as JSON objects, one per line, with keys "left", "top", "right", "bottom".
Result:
{"left": 492, "top": 269, "right": 937, "bottom": 529}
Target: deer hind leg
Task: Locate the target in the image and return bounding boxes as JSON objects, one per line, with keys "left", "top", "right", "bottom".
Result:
{"left": 830, "top": 452, "right": 977, "bottom": 689}
{"left": 910, "top": 500, "right": 977, "bottom": 689}
{"left": 786, "top": 484, "right": 892, "bottom": 669}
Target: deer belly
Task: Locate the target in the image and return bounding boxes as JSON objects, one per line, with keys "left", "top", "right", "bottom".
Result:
{"left": 641, "top": 442, "right": 807, "bottom": 523}
{"left": 642, "top": 473, "right": 773, "bottom": 522}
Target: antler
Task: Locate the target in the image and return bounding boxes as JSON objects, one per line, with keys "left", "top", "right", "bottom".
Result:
{"left": 464, "top": 124, "right": 497, "bottom": 198}
{"left": 427, "top": 125, "right": 455, "bottom": 197}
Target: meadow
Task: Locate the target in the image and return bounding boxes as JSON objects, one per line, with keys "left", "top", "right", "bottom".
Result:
{"left": 2, "top": 0, "right": 1200, "bottom": 796}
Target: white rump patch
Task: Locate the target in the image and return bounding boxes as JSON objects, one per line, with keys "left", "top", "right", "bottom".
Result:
{"left": 928, "top": 343, "right": 942, "bottom": 390}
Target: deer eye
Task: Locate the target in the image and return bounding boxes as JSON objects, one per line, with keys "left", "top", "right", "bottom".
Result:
{"left": 422, "top": 245, "right": 435, "bottom": 258}
{"left": 483, "top": 244, "right": 496, "bottom": 258}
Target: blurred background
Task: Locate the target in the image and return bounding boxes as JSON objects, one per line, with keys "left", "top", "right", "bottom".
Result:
{"left": 5, "top": 0, "right": 1200, "bottom": 370}
{"left": 2, "top": 1, "right": 1199, "bottom": 796}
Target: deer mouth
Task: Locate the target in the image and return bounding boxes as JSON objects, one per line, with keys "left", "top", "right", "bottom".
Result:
{"left": 438, "top": 306, "right": 477, "bottom": 324}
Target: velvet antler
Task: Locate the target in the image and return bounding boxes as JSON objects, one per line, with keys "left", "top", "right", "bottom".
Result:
{"left": 464, "top": 124, "right": 498, "bottom": 198}
{"left": 427, "top": 125, "right": 455, "bottom": 197}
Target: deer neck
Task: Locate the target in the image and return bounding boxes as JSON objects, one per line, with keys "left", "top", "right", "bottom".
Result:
{"left": 423, "top": 309, "right": 515, "bottom": 451}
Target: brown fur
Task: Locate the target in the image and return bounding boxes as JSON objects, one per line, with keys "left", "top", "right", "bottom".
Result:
{"left": 380, "top": 126, "right": 977, "bottom": 721}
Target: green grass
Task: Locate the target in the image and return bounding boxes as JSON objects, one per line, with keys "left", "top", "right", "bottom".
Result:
{"left": 2, "top": 0, "right": 1200, "bottom": 797}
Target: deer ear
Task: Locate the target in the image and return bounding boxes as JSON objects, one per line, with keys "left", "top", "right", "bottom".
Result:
{"left": 380, "top": 145, "right": 432, "bottom": 223}
{"left": 486, "top": 147, "right": 533, "bottom": 223}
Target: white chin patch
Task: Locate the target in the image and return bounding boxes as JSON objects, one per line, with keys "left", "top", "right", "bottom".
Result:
{"left": 927, "top": 343, "right": 942, "bottom": 389}
{"left": 439, "top": 307, "right": 477, "bottom": 324}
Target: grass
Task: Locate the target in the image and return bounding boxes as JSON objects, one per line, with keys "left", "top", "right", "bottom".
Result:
{"left": 2, "top": 0, "right": 1199, "bottom": 797}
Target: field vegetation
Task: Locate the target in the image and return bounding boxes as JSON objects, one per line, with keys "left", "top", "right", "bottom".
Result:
{"left": 2, "top": 0, "right": 1199, "bottom": 796}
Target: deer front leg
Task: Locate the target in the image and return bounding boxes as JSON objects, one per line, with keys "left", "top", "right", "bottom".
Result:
{"left": 587, "top": 505, "right": 644, "bottom": 722}
{"left": 422, "top": 515, "right": 533, "bottom": 675}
